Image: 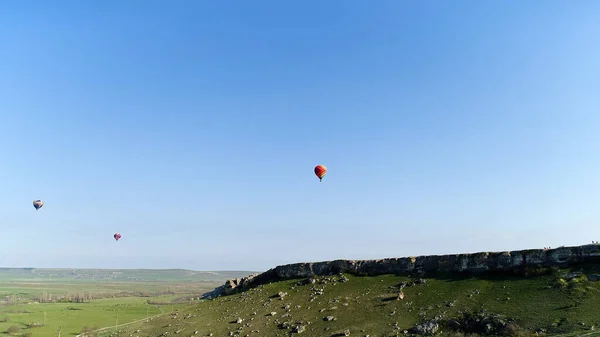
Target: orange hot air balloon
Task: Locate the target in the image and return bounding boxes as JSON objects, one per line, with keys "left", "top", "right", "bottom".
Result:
{"left": 314, "top": 165, "right": 327, "bottom": 182}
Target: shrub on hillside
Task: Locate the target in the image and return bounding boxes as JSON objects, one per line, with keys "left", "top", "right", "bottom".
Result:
{"left": 445, "top": 310, "right": 528, "bottom": 336}
{"left": 6, "top": 325, "right": 20, "bottom": 334}
{"left": 500, "top": 322, "right": 527, "bottom": 337}
{"left": 26, "top": 322, "right": 43, "bottom": 328}
{"left": 448, "top": 333, "right": 482, "bottom": 337}
{"left": 554, "top": 277, "right": 568, "bottom": 288}
{"left": 523, "top": 266, "right": 558, "bottom": 277}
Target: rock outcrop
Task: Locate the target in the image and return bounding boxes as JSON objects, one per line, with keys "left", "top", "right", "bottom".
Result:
{"left": 204, "top": 244, "right": 600, "bottom": 298}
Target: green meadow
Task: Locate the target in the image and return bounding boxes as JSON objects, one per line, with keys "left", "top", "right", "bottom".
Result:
{"left": 0, "top": 268, "right": 253, "bottom": 336}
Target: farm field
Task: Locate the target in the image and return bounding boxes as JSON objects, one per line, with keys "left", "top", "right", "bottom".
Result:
{"left": 0, "top": 268, "right": 255, "bottom": 336}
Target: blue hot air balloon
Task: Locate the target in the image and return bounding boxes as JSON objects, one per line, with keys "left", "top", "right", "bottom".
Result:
{"left": 33, "top": 200, "right": 44, "bottom": 210}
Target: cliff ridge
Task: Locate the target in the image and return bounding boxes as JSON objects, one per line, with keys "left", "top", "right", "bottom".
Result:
{"left": 204, "top": 243, "right": 600, "bottom": 298}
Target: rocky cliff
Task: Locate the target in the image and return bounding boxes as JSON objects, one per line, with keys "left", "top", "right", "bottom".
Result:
{"left": 203, "top": 244, "right": 600, "bottom": 298}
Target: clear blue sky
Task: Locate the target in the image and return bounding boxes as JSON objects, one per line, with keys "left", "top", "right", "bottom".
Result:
{"left": 1, "top": 1, "right": 599, "bottom": 271}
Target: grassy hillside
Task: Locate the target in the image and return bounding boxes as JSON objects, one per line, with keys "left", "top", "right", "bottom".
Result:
{"left": 112, "top": 264, "right": 600, "bottom": 337}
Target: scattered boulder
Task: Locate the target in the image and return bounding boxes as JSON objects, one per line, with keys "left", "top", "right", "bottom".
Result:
{"left": 397, "top": 291, "right": 405, "bottom": 300}
{"left": 587, "top": 274, "right": 600, "bottom": 281}
{"left": 563, "top": 272, "right": 583, "bottom": 280}
{"left": 410, "top": 320, "right": 439, "bottom": 335}
{"left": 448, "top": 310, "right": 515, "bottom": 335}
{"left": 293, "top": 325, "right": 306, "bottom": 333}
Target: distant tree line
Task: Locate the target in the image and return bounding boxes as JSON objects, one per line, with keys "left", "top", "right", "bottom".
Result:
{"left": 35, "top": 289, "right": 179, "bottom": 303}
{"left": 2, "top": 295, "right": 19, "bottom": 304}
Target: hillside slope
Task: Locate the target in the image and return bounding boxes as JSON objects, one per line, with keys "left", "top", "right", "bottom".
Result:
{"left": 112, "top": 264, "right": 600, "bottom": 337}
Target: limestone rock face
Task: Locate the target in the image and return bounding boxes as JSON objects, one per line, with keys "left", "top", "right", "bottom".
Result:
{"left": 206, "top": 244, "right": 600, "bottom": 298}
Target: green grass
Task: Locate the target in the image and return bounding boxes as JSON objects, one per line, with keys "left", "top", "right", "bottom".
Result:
{"left": 113, "top": 265, "right": 600, "bottom": 337}
{"left": 0, "top": 297, "right": 173, "bottom": 336}
{"left": 0, "top": 268, "right": 256, "bottom": 283}
{"left": 0, "top": 268, "right": 254, "bottom": 336}
{"left": 0, "top": 279, "right": 213, "bottom": 301}
{"left": 0, "top": 268, "right": 255, "bottom": 304}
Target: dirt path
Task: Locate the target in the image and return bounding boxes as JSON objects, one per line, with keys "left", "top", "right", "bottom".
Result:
{"left": 74, "top": 305, "right": 165, "bottom": 337}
